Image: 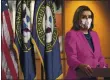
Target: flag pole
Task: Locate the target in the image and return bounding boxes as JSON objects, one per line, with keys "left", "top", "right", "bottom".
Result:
{"left": 41, "top": 64, "right": 44, "bottom": 80}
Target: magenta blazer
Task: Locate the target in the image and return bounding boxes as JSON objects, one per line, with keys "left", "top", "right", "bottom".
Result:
{"left": 65, "top": 30, "right": 107, "bottom": 79}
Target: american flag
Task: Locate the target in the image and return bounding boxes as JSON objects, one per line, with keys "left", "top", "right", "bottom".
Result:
{"left": 1, "top": 0, "right": 18, "bottom": 79}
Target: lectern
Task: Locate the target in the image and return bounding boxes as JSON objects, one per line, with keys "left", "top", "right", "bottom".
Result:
{"left": 77, "top": 68, "right": 110, "bottom": 79}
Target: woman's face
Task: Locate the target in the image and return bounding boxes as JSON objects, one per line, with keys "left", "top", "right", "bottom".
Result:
{"left": 79, "top": 10, "right": 92, "bottom": 30}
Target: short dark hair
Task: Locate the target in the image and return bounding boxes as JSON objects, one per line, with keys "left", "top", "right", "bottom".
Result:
{"left": 72, "top": 5, "right": 94, "bottom": 31}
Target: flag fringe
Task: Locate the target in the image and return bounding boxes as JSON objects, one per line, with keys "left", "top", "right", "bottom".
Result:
{"left": 56, "top": 73, "right": 63, "bottom": 80}
{"left": 13, "top": 43, "right": 24, "bottom": 79}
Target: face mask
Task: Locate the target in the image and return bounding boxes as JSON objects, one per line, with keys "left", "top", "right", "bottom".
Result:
{"left": 81, "top": 18, "right": 92, "bottom": 29}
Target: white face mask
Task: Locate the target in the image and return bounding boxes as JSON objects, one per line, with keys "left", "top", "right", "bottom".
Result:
{"left": 81, "top": 18, "right": 92, "bottom": 29}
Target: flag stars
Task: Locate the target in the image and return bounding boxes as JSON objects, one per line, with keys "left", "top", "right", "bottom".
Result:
{"left": 5, "top": 3, "right": 8, "bottom": 6}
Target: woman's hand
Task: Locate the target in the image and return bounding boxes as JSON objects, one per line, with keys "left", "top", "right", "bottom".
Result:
{"left": 78, "top": 64, "right": 93, "bottom": 77}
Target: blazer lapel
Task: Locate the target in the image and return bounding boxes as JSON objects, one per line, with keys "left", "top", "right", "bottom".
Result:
{"left": 76, "top": 30, "right": 94, "bottom": 55}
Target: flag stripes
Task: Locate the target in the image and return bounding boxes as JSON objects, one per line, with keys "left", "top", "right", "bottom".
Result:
{"left": 1, "top": 0, "right": 18, "bottom": 79}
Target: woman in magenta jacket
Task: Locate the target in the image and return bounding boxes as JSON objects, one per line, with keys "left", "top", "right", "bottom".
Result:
{"left": 65, "top": 5, "right": 107, "bottom": 80}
